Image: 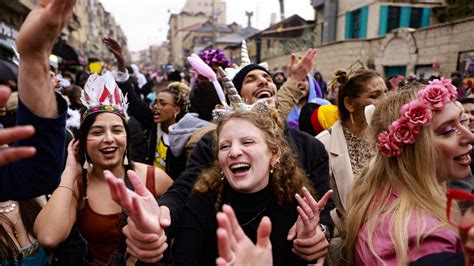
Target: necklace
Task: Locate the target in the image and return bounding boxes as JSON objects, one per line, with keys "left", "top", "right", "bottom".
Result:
{"left": 238, "top": 207, "right": 267, "bottom": 227}
{"left": 0, "top": 202, "right": 17, "bottom": 213}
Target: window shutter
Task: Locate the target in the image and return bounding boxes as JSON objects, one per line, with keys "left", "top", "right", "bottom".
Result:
{"left": 345, "top": 12, "right": 352, "bottom": 39}
{"left": 379, "top": 5, "right": 388, "bottom": 36}
{"left": 400, "top": 6, "right": 411, "bottom": 28}
{"left": 359, "top": 6, "right": 368, "bottom": 38}
{"left": 421, "top": 8, "right": 431, "bottom": 27}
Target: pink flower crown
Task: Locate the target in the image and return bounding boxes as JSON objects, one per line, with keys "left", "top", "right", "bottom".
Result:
{"left": 377, "top": 78, "right": 457, "bottom": 157}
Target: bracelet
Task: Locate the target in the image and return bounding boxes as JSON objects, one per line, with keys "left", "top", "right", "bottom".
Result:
{"left": 57, "top": 185, "right": 74, "bottom": 193}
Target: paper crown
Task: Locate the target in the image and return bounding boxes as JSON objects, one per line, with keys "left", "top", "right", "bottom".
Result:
{"left": 80, "top": 72, "right": 128, "bottom": 121}
{"left": 224, "top": 40, "right": 268, "bottom": 80}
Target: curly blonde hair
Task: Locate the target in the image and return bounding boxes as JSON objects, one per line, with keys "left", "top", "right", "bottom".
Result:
{"left": 161, "top": 82, "right": 190, "bottom": 121}
{"left": 193, "top": 108, "right": 315, "bottom": 211}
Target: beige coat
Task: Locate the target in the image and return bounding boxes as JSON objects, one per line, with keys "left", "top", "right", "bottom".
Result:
{"left": 316, "top": 120, "right": 354, "bottom": 266}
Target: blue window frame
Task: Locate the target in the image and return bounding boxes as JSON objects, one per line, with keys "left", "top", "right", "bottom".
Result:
{"left": 345, "top": 6, "right": 368, "bottom": 39}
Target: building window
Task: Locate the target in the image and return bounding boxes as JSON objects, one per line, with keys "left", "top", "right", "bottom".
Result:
{"left": 350, "top": 9, "right": 361, "bottom": 39}
{"left": 345, "top": 6, "right": 368, "bottom": 40}
{"left": 410, "top": 8, "right": 423, "bottom": 28}
{"left": 387, "top": 6, "right": 401, "bottom": 33}
{"left": 380, "top": 6, "right": 431, "bottom": 36}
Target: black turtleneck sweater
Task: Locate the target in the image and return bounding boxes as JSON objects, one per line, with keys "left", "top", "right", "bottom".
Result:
{"left": 170, "top": 184, "right": 308, "bottom": 266}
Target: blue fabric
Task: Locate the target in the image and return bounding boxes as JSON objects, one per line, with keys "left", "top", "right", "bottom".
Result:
{"left": 287, "top": 75, "right": 329, "bottom": 129}
{"left": 0, "top": 94, "right": 67, "bottom": 201}
{"left": 1, "top": 245, "right": 48, "bottom": 266}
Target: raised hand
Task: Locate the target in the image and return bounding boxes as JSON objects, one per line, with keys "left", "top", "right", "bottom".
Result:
{"left": 286, "top": 48, "right": 317, "bottom": 84}
{"left": 104, "top": 170, "right": 169, "bottom": 262}
{"left": 103, "top": 37, "right": 126, "bottom": 72}
{"left": 16, "top": 0, "right": 76, "bottom": 59}
{"left": 289, "top": 188, "right": 333, "bottom": 264}
{"left": 215, "top": 204, "right": 273, "bottom": 266}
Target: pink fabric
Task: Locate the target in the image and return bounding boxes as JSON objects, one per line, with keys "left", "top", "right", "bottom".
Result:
{"left": 355, "top": 203, "right": 462, "bottom": 265}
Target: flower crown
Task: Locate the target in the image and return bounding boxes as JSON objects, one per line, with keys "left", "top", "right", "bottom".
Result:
{"left": 80, "top": 72, "right": 128, "bottom": 121}
{"left": 377, "top": 78, "right": 457, "bottom": 157}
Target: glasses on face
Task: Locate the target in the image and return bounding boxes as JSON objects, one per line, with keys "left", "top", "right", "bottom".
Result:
{"left": 446, "top": 189, "right": 474, "bottom": 231}
{"left": 154, "top": 100, "right": 175, "bottom": 108}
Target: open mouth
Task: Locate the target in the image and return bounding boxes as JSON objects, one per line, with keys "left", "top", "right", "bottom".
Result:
{"left": 100, "top": 147, "right": 118, "bottom": 154}
{"left": 255, "top": 90, "right": 273, "bottom": 99}
{"left": 454, "top": 152, "right": 471, "bottom": 166}
{"left": 230, "top": 163, "right": 251, "bottom": 174}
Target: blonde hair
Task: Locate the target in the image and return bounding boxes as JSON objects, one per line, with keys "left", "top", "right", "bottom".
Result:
{"left": 193, "top": 108, "right": 315, "bottom": 211}
{"left": 344, "top": 84, "right": 454, "bottom": 265}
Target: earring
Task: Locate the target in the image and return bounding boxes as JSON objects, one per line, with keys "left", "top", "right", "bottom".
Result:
{"left": 174, "top": 113, "right": 178, "bottom": 119}
{"left": 123, "top": 151, "right": 129, "bottom": 166}
{"left": 83, "top": 154, "right": 89, "bottom": 170}
{"left": 350, "top": 113, "right": 355, "bottom": 124}
{"left": 270, "top": 164, "right": 274, "bottom": 174}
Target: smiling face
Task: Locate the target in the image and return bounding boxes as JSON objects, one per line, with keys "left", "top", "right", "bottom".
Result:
{"left": 86, "top": 112, "right": 127, "bottom": 169}
{"left": 217, "top": 118, "right": 277, "bottom": 193}
{"left": 432, "top": 102, "right": 473, "bottom": 181}
{"left": 297, "top": 77, "right": 309, "bottom": 98}
{"left": 240, "top": 69, "right": 278, "bottom": 107}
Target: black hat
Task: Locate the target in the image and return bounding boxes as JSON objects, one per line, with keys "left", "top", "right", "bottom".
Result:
{"left": 232, "top": 64, "right": 272, "bottom": 94}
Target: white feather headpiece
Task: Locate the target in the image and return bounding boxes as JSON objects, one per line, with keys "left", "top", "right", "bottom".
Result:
{"left": 80, "top": 71, "right": 128, "bottom": 120}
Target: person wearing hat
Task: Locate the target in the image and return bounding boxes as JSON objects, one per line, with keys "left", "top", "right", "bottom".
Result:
{"left": 105, "top": 49, "right": 335, "bottom": 265}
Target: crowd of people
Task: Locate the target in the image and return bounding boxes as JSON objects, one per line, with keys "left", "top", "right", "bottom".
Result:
{"left": 0, "top": 0, "right": 473, "bottom": 265}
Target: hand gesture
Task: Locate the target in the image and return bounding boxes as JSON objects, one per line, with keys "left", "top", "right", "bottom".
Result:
{"left": 288, "top": 188, "right": 333, "bottom": 264}
{"left": 216, "top": 204, "right": 273, "bottom": 266}
{"left": 16, "top": 0, "right": 76, "bottom": 59}
{"left": 104, "top": 170, "right": 169, "bottom": 262}
{"left": 286, "top": 49, "right": 317, "bottom": 84}
{"left": 103, "top": 37, "right": 126, "bottom": 72}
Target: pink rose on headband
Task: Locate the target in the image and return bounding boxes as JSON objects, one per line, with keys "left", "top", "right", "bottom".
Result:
{"left": 436, "top": 78, "right": 457, "bottom": 99}
{"left": 388, "top": 117, "right": 419, "bottom": 145}
{"left": 400, "top": 101, "right": 433, "bottom": 126}
{"left": 418, "top": 84, "right": 452, "bottom": 110}
{"left": 377, "top": 131, "right": 401, "bottom": 157}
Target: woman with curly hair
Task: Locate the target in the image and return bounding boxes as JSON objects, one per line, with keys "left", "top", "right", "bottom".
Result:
{"left": 345, "top": 80, "right": 469, "bottom": 265}
{"left": 169, "top": 108, "right": 331, "bottom": 265}
{"left": 150, "top": 82, "right": 190, "bottom": 177}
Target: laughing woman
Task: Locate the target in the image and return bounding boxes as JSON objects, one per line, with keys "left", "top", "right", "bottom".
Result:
{"left": 170, "top": 108, "right": 332, "bottom": 265}
{"left": 345, "top": 80, "right": 469, "bottom": 265}
{"left": 34, "top": 73, "right": 172, "bottom": 264}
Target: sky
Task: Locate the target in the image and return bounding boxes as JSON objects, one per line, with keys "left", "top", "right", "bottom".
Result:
{"left": 99, "top": 0, "right": 314, "bottom": 52}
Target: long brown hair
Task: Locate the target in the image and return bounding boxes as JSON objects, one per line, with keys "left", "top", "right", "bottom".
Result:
{"left": 193, "top": 108, "right": 315, "bottom": 211}
{"left": 0, "top": 199, "right": 42, "bottom": 261}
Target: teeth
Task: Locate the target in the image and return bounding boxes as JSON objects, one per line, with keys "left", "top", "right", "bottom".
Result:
{"left": 101, "top": 148, "right": 116, "bottom": 152}
{"left": 230, "top": 163, "right": 250, "bottom": 170}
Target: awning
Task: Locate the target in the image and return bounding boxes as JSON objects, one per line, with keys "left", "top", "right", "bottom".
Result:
{"left": 52, "top": 39, "right": 87, "bottom": 66}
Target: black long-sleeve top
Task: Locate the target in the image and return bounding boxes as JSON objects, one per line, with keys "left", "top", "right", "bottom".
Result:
{"left": 171, "top": 184, "right": 308, "bottom": 266}
{"left": 159, "top": 126, "right": 335, "bottom": 238}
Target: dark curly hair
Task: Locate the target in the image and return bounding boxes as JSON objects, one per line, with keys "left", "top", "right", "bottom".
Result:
{"left": 160, "top": 82, "right": 190, "bottom": 121}
{"left": 193, "top": 108, "right": 315, "bottom": 211}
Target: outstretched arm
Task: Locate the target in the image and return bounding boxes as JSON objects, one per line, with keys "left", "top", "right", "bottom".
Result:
{"left": 0, "top": 0, "right": 71, "bottom": 200}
